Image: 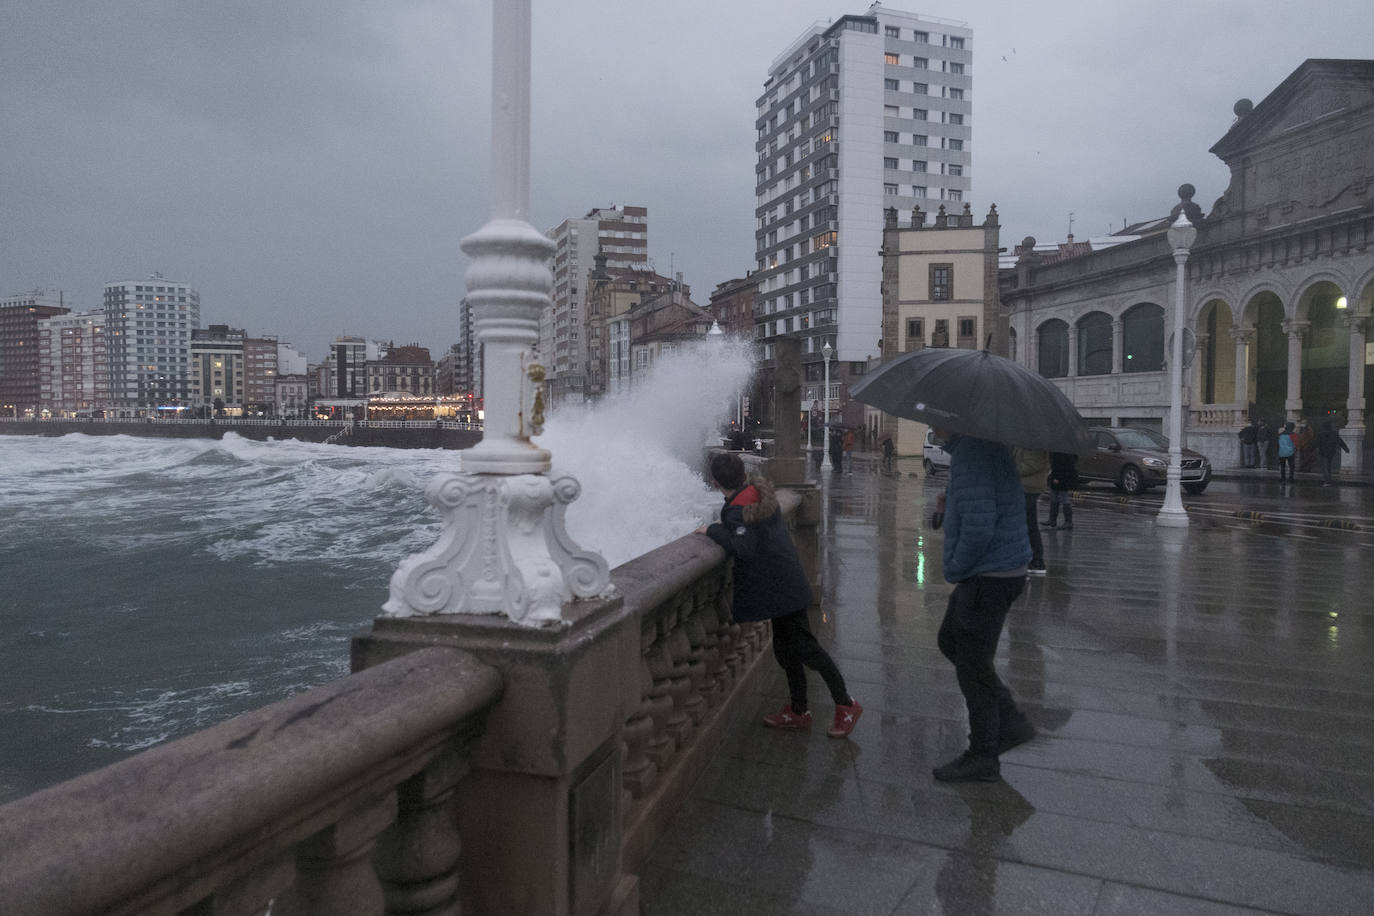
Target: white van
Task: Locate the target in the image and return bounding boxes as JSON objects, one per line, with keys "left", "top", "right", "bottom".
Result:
{"left": 923, "top": 429, "right": 951, "bottom": 476}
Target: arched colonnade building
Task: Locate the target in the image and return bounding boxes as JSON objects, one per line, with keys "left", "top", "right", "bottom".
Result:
{"left": 1000, "top": 59, "right": 1374, "bottom": 473}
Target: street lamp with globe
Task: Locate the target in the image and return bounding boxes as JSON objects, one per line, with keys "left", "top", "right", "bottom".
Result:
{"left": 1156, "top": 210, "right": 1197, "bottom": 528}
{"left": 821, "top": 341, "right": 834, "bottom": 471}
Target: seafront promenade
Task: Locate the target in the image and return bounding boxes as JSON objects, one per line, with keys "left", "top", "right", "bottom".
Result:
{"left": 0, "top": 416, "right": 482, "bottom": 450}
{"left": 639, "top": 458, "right": 1374, "bottom": 915}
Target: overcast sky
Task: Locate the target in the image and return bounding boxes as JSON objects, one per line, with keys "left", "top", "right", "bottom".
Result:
{"left": 3, "top": 1, "right": 1371, "bottom": 359}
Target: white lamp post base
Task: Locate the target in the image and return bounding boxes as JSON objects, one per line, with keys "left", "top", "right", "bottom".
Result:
{"left": 385, "top": 472, "right": 612, "bottom": 627}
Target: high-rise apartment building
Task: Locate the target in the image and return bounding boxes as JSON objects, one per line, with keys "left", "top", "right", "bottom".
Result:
{"left": 190, "top": 324, "right": 245, "bottom": 414}
{"left": 38, "top": 309, "right": 108, "bottom": 415}
{"left": 242, "top": 336, "right": 279, "bottom": 414}
{"left": 103, "top": 273, "right": 200, "bottom": 413}
{"left": 1, "top": 290, "right": 70, "bottom": 416}
{"left": 754, "top": 7, "right": 971, "bottom": 381}
{"left": 542, "top": 205, "right": 649, "bottom": 405}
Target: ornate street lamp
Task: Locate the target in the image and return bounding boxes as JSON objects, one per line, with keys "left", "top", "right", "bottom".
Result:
{"left": 821, "top": 341, "right": 834, "bottom": 471}
{"left": 382, "top": 0, "right": 609, "bottom": 626}
{"left": 1156, "top": 212, "right": 1197, "bottom": 528}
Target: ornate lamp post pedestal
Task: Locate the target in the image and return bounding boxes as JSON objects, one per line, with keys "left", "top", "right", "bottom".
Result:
{"left": 1157, "top": 211, "right": 1196, "bottom": 529}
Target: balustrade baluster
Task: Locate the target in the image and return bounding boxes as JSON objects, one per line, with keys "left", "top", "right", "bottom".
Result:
{"left": 374, "top": 746, "right": 471, "bottom": 915}
{"left": 643, "top": 621, "right": 679, "bottom": 770}
{"left": 274, "top": 793, "right": 397, "bottom": 916}
{"left": 621, "top": 650, "right": 659, "bottom": 802}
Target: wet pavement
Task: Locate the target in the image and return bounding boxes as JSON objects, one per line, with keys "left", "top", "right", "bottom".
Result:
{"left": 639, "top": 457, "right": 1374, "bottom": 915}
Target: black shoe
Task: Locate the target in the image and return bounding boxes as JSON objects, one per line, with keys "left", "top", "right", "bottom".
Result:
{"left": 1041, "top": 522, "right": 1057, "bottom": 529}
{"left": 932, "top": 751, "right": 1000, "bottom": 782}
{"left": 1061, "top": 523, "right": 1073, "bottom": 530}
{"left": 998, "top": 719, "right": 1037, "bottom": 754}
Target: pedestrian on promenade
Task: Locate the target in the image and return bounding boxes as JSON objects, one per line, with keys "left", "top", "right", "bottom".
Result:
{"left": 1044, "top": 451, "right": 1078, "bottom": 530}
{"left": 1238, "top": 421, "right": 1258, "bottom": 468}
{"left": 1278, "top": 422, "right": 1297, "bottom": 482}
{"left": 828, "top": 427, "right": 844, "bottom": 471}
{"left": 1316, "top": 420, "right": 1350, "bottom": 486}
{"left": 1013, "top": 447, "right": 1049, "bottom": 575}
{"left": 696, "top": 452, "right": 862, "bottom": 738}
{"left": 930, "top": 432, "right": 1036, "bottom": 782}
{"left": 881, "top": 433, "right": 895, "bottom": 475}
{"left": 843, "top": 427, "right": 855, "bottom": 475}
{"left": 1260, "top": 420, "right": 1278, "bottom": 470}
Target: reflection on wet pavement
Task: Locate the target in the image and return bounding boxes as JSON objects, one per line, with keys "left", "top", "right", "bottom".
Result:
{"left": 640, "top": 462, "right": 1374, "bottom": 915}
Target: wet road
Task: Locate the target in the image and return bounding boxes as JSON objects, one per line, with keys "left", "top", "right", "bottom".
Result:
{"left": 640, "top": 460, "right": 1374, "bottom": 915}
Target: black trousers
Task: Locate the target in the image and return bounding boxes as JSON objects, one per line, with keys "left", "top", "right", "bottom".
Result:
{"left": 1023, "top": 491, "right": 1044, "bottom": 566}
{"left": 938, "top": 576, "right": 1025, "bottom": 756}
{"left": 771, "top": 609, "right": 849, "bottom": 713}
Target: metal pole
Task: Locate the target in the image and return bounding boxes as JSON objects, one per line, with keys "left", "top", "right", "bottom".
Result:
{"left": 1157, "top": 221, "right": 1191, "bottom": 528}
{"left": 821, "top": 344, "right": 833, "bottom": 471}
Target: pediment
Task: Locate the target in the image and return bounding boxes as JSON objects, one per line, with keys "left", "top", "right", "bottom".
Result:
{"left": 1210, "top": 60, "right": 1374, "bottom": 160}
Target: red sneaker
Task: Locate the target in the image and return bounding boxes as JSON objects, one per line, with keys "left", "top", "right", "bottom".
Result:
{"left": 762, "top": 705, "right": 812, "bottom": 729}
{"left": 827, "top": 701, "right": 863, "bottom": 738}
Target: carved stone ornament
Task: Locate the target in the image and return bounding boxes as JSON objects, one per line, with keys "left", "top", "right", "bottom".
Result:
{"left": 383, "top": 472, "right": 612, "bottom": 627}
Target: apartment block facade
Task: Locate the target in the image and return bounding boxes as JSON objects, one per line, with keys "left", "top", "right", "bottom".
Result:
{"left": 103, "top": 274, "right": 200, "bottom": 412}
{"left": 1, "top": 290, "right": 70, "bottom": 415}
{"left": 38, "top": 309, "right": 108, "bottom": 416}
{"left": 755, "top": 7, "right": 971, "bottom": 415}
{"left": 543, "top": 205, "right": 649, "bottom": 405}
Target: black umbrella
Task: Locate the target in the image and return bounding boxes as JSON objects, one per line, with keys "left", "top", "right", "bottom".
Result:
{"left": 850, "top": 348, "right": 1094, "bottom": 454}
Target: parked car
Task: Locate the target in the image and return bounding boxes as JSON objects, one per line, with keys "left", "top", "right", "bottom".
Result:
{"left": 1078, "top": 426, "right": 1212, "bottom": 495}
{"left": 923, "top": 429, "right": 951, "bottom": 476}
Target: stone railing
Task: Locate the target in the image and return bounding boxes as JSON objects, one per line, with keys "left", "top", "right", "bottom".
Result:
{"left": 1189, "top": 404, "right": 1243, "bottom": 426}
{"left": 0, "top": 646, "right": 503, "bottom": 916}
{"left": 0, "top": 484, "right": 809, "bottom": 915}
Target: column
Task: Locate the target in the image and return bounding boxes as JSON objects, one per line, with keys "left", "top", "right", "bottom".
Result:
{"left": 1344, "top": 314, "right": 1369, "bottom": 472}
{"left": 1230, "top": 326, "right": 1254, "bottom": 423}
{"left": 1281, "top": 318, "right": 1309, "bottom": 420}
{"left": 1068, "top": 326, "right": 1080, "bottom": 377}
{"left": 1111, "top": 317, "right": 1124, "bottom": 374}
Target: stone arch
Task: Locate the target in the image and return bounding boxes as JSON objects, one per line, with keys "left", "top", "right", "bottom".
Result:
{"left": 1233, "top": 281, "right": 1292, "bottom": 327}
{"left": 1037, "top": 318, "right": 1069, "bottom": 379}
{"left": 1249, "top": 290, "right": 1288, "bottom": 419}
{"left": 1294, "top": 272, "right": 1351, "bottom": 320}
{"left": 1120, "top": 303, "right": 1164, "bottom": 373}
{"left": 1352, "top": 266, "right": 1374, "bottom": 316}
{"left": 1296, "top": 278, "right": 1350, "bottom": 417}
{"left": 1196, "top": 298, "right": 1237, "bottom": 404}
{"left": 1076, "top": 310, "right": 1113, "bottom": 376}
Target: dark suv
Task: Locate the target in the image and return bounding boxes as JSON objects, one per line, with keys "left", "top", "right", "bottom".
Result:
{"left": 1077, "top": 426, "right": 1212, "bottom": 495}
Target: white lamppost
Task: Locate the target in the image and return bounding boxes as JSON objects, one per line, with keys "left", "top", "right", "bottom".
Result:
{"left": 1156, "top": 212, "right": 1197, "bottom": 528}
{"left": 821, "top": 341, "right": 834, "bottom": 471}
{"left": 381, "top": 0, "right": 609, "bottom": 626}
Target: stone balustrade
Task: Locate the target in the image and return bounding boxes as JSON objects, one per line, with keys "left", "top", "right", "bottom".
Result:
{"left": 0, "top": 480, "right": 809, "bottom": 915}
{"left": 0, "top": 646, "right": 502, "bottom": 916}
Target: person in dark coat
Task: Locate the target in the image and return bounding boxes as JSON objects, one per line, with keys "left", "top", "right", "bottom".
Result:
{"left": 697, "top": 452, "right": 862, "bottom": 738}
{"left": 930, "top": 434, "right": 1036, "bottom": 782}
{"left": 1316, "top": 420, "right": 1350, "bottom": 486}
{"left": 1044, "top": 451, "right": 1078, "bottom": 529}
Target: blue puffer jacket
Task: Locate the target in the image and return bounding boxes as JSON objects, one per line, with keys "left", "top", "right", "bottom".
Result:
{"left": 943, "top": 436, "right": 1032, "bottom": 582}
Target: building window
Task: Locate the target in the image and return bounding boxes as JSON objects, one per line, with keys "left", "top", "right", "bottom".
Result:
{"left": 885, "top": 53, "right": 900, "bottom": 65}
{"left": 913, "top": 160, "right": 927, "bottom": 172}
{"left": 885, "top": 78, "right": 900, "bottom": 91}
{"left": 914, "top": 57, "right": 928, "bottom": 69}
{"left": 914, "top": 108, "right": 927, "bottom": 121}
{"left": 884, "top": 157, "right": 899, "bottom": 169}
{"left": 1078, "top": 311, "right": 1113, "bottom": 376}
{"left": 932, "top": 319, "right": 950, "bottom": 347}
{"left": 905, "top": 318, "right": 924, "bottom": 350}
{"left": 957, "top": 317, "right": 977, "bottom": 348}
{"left": 950, "top": 62, "right": 965, "bottom": 75}
{"left": 913, "top": 185, "right": 927, "bottom": 198}
{"left": 930, "top": 263, "right": 953, "bottom": 300}
{"left": 884, "top": 130, "right": 899, "bottom": 143}
{"left": 914, "top": 82, "right": 928, "bottom": 95}
{"left": 949, "top": 88, "right": 963, "bottom": 100}
{"left": 947, "top": 164, "right": 962, "bottom": 176}
{"left": 948, "top": 139, "right": 964, "bottom": 151}
{"left": 1121, "top": 303, "right": 1165, "bottom": 372}
{"left": 1038, "top": 319, "right": 1069, "bottom": 378}
{"left": 949, "top": 113, "right": 964, "bottom": 125}
{"left": 913, "top": 30, "right": 929, "bottom": 43}
{"left": 884, "top": 183, "right": 899, "bottom": 195}
{"left": 914, "top": 134, "right": 928, "bottom": 146}
{"left": 884, "top": 104, "right": 900, "bottom": 117}
{"left": 948, "top": 189, "right": 962, "bottom": 201}
{"left": 948, "top": 36, "right": 964, "bottom": 49}
{"left": 885, "top": 25, "right": 900, "bottom": 38}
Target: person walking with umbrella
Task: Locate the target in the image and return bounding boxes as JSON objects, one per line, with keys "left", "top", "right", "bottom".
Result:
{"left": 1316, "top": 419, "right": 1350, "bottom": 486}
{"left": 850, "top": 348, "right": 1094, "bottom": 782}
{"left": 929, "top": 430, "right": 1037, "bottom": 781}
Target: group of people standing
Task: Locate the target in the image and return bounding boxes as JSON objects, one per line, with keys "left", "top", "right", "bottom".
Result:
{"left": 1239, "top": 417, "right": 1350, "bottom": 485}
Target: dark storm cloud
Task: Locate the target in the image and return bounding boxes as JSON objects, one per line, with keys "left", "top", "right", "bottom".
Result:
{"left": 3, "top": 1, "right": 1372, "bottom": 358}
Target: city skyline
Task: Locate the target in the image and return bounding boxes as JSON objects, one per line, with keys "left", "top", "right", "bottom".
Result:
{"left": 3, "top": 1, "right": 1373, "bottom": 357}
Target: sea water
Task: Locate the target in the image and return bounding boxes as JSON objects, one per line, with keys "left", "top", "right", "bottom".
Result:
{"left": 0, "top": 338, "right": 755, "bottom": 803}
